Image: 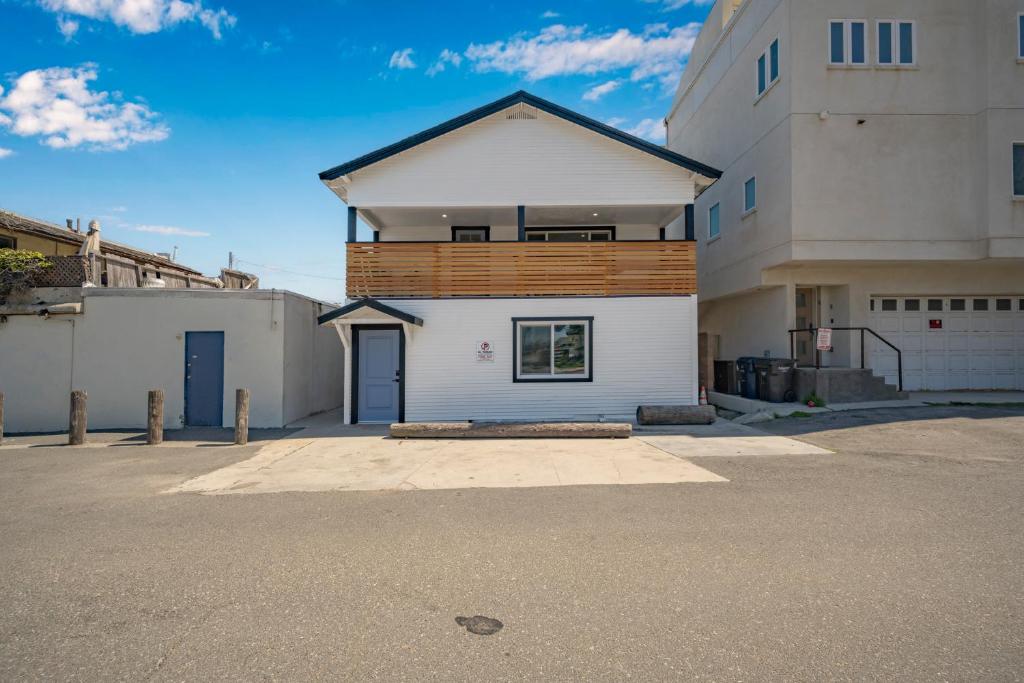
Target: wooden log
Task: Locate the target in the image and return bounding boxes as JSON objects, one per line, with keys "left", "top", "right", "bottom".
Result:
{"left": 0, "top": 391, "right": 4, "bottom": 446}
{"left": 234, "top": 389, "right": 250, "bottom": 445}
{"left": 69, "top": 390, "right": 87, "bottom": 445}
{"left": 147, "top": 390, "right": 164, "bottom": 445}
{"left": 390, "top": 422, "right": 631, "bottom": 439}
{"left": 636, "top": 405, "right": 716, "bottom": 425}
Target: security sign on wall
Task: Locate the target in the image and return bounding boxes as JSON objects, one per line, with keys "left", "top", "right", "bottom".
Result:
{"left": 476, "top": 340, "right": 494, "bottom": 362}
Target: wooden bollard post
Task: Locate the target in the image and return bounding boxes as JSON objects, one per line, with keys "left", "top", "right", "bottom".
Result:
{"left": 69, "top": 390, "right": 87, "bottom": 445}
{"left": 147, "top": 390, "right": 164, "bottom": 445}
{"left": 234, "top": 389, "right": 249, "bottom": 445}
{"left": 0, "top": 391, "right": 5, "bottom": 446}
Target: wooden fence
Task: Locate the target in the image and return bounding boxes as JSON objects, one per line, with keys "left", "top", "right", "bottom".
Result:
{"left": 346, "top": 240, "right": 697, "bottom": 298}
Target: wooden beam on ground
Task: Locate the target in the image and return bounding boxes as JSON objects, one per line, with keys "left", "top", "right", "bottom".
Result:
{"left": 390, "top": 422, "right": 631, "bottom": 439}
{"left": 636, "top": 405, "right": 716, "bottom": 425}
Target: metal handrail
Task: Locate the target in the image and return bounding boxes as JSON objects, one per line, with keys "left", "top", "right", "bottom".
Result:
{"left": 787, "top": 326, "right": 903, "bottom": 392}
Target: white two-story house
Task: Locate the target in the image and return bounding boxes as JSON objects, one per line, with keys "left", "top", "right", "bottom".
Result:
{"left": 316, "top": 91, "right": 721, "bottom": 423}
{"left": 666, "top": 0, "right": 1024, "bottom": 393}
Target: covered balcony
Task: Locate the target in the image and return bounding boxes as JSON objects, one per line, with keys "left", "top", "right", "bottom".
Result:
{"left": 344, "top": 204, "right": 697, "bottom": 298}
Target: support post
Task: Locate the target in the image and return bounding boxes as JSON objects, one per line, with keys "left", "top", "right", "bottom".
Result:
{"left": 517, "top": 205, "right": 526, "bottom": 241}
{"left": 147, "top": 390, "right": 164, "bottom": 445}
{"left": 0, "top": 391, "right": 4, "bottom": 446}
{"left": 69, "top": 390, "right": 87, "bottom": 445}
{"left": 684, "top": 204, "right": 695, "bottom": 241}
{"left": 235, "top": 389, "right": 250, "bottom": 445}
{"left": 347, "top": 206, "right": 358, "bottom": 243}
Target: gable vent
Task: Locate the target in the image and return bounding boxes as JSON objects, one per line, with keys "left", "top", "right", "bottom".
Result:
{"left": 505, "top": 103, "right": 538, "bottom": 120}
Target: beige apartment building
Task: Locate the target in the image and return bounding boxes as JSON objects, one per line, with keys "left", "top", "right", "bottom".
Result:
{"left": 666, "top": 0, "right": 1024, "bottom": 391}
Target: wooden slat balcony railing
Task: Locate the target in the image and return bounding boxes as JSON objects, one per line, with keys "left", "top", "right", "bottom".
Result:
{"left": 346, "top": 240, "right": 697, "bottom": 298}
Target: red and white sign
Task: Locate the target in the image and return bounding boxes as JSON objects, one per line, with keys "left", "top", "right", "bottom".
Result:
{"left": 815, "top": 327, "right": 833, "bottom": 351}
{"left": 476, "top": 340, "right": 494, "bottom": 362}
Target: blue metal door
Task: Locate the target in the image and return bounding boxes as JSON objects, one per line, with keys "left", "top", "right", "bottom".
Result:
{"left": 357, "top": 328, "right": 400, "bottom": 423}
{"left": 184, "top": 331, "right": 224, "bottom": 427}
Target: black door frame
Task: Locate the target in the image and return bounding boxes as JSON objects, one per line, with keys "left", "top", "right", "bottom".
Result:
{"left": 350, "top": 324, "right": 406, "bottom": 424}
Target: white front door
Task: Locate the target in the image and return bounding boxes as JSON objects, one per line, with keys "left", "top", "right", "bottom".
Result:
{"left": 869, "top": 296, "right": 1024, "bottom": 391}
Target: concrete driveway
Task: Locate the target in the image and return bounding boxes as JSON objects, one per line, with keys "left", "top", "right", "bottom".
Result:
{"left": 171, "top": 418, "right": 828, "bottom": 495}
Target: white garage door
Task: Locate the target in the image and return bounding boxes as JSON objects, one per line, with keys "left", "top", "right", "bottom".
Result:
{"left": 869, "top": 296, "right": 1024, "bottom": 391}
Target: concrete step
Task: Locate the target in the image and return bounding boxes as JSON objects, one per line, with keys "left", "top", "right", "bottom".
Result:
{"left": 794, "top": 367, "right": 908, "bottom": 404}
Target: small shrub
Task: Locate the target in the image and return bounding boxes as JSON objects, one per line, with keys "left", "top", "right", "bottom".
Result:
{"left": 0, "top": 248, "right": 52, "bottom": 297}
{"left": 803, "top": 392, "right": 826, "bottom": 408}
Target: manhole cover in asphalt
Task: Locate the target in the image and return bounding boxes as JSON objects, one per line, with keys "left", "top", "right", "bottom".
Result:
{"left": 455, "top": 615, "right": 503, "bottom": 636}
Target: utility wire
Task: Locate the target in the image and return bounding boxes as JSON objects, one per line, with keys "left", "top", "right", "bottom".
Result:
{"left": 234, "top": 257, "right": 345, "bottom": 281}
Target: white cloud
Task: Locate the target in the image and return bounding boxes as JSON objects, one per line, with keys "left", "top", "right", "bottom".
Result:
{"left": 541, "top": 10, "right": 560, "bottom": 18}
{"left": 38, "top": 0, "right": 236, "bottom": 39}
{"left": 623, "top": 117, "right": 665, "bottom": 143}
{"left": 582, "top": 79, "right": 621, "bottom": 101}
{"left": 135, "top": 224, "right": 209, "bottom": 237}
{"left": 0, "top": 147, "right": 13, "bottom": 158}
{"left": 388, "top": 48, "right": 416, "bottom": 70}
{"left": 465, "top": 23, "right": 700, "bottom": 92}
{"left": 643, "top": 0, "right": 714, "bottom": 11}
{"left": 0, "top": 65, "right": 170, "bottom": 151}
{"left": 110, "top": 205, "right": 127, "bottom": 212}
{"left": 57, "top": 15, "right": 79, "bottom": 40}
{"left": 425, "top": 48, "right": 463, "bottom": 76}
{"left": 604, "top": 116, "right": 627, "bottom": 128}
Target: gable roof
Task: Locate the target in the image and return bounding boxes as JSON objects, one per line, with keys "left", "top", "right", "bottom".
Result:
{"left": 317, "top": 298, "right": 424, "bottom": 326}
{"left": 318, "top": 90, "right": 722, "bottom": 182}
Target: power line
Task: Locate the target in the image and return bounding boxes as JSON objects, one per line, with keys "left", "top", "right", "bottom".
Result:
{"left": 234, "top": 257, "right": 345, "bottom": 281}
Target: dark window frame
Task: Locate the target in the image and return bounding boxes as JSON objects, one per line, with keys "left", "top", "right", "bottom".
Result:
{"left": 524, "top": 226, "right": 616, "bottom": 241}
{"left": 451, "top": 226, "right": 491, "bottom": 242}
{"left": 0, "top": 235, "right": 16, "bottom": 249}
{"left": 511, "top": 316, "right": 594, "bottom": 383}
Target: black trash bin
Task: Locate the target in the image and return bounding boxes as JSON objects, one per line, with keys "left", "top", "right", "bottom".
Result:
{"left": 735, "top": 357, "right": 760, "bottom": 399}
{"left": 754, "top": 358, "right": 797, "bottom": 403}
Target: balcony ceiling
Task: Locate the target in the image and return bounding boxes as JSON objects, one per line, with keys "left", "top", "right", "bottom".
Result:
{"left": 360, "top": 204, "right": 686, "bottom": 230}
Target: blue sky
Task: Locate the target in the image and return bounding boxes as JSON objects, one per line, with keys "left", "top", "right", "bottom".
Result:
{"left": 0, "top": 0, "right": 711, "bottom": 301}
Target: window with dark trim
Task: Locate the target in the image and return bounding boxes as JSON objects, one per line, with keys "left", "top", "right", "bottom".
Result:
{"left": 996, "top": 298, "right": 1011, "bottom": 311}
{"left": 904, "top": 299, "right": 920, "bottom": 311}
{"left": 512, "top": 317, "right": 593, "bottom": 382}
{"left": 927, "top": 299, "right": 943, "bottom": 311}
{"left": 525, "top": 228, "right": 613, "bottom": 242}
{"left": 0, "top": 235, "right": 15, "bottom": 249}
{"left": 452, "top": 227, "right": 490, "bottom": 242}
{"left": 950, "top": 298, "right": 966, "bottom": 311}
{"left": 973, "top": 298, "right": 989, "bottom": 311}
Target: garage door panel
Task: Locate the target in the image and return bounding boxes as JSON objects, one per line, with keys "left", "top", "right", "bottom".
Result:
{"left": 869, "top": 296, "right": 1021, "bottom": 391}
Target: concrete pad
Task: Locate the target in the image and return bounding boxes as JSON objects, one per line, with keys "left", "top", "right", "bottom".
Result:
{"left": 634, "top": 421, "right": 831, "bottom": 458}
{"left": 171, "top": 426, "right": 728, "bottom": 495}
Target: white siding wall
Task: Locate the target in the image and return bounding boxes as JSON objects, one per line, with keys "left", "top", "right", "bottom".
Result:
{"left": 389, "top": 296, "right": 697, "bottom": 421}
{"left": 343, "top": 109, "right": 696, "bottom": 208}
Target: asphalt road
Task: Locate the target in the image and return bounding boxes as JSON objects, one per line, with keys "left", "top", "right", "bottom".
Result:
{"left": 1, "top": 405, "right": 1022, "bottom": 681}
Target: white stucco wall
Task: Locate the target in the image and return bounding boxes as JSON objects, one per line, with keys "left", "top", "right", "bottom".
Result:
{"left": 382, "top": 296, "right": 697, "bottom": 422}
{"left": 666, "top": 0, "right": 1024, "bottom": 301}
{"left": 282, "top": 295, "right": 345, "bottom": 425}
{"left": 0, "top": 289, "right": 343, "bottom": 433}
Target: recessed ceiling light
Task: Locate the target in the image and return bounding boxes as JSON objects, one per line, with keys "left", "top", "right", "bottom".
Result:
{"left": 592, "top": 212, "right": 599, "bottom": 217}
{"left": 441, "top": 214, "right": 447, "bottom": 218}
